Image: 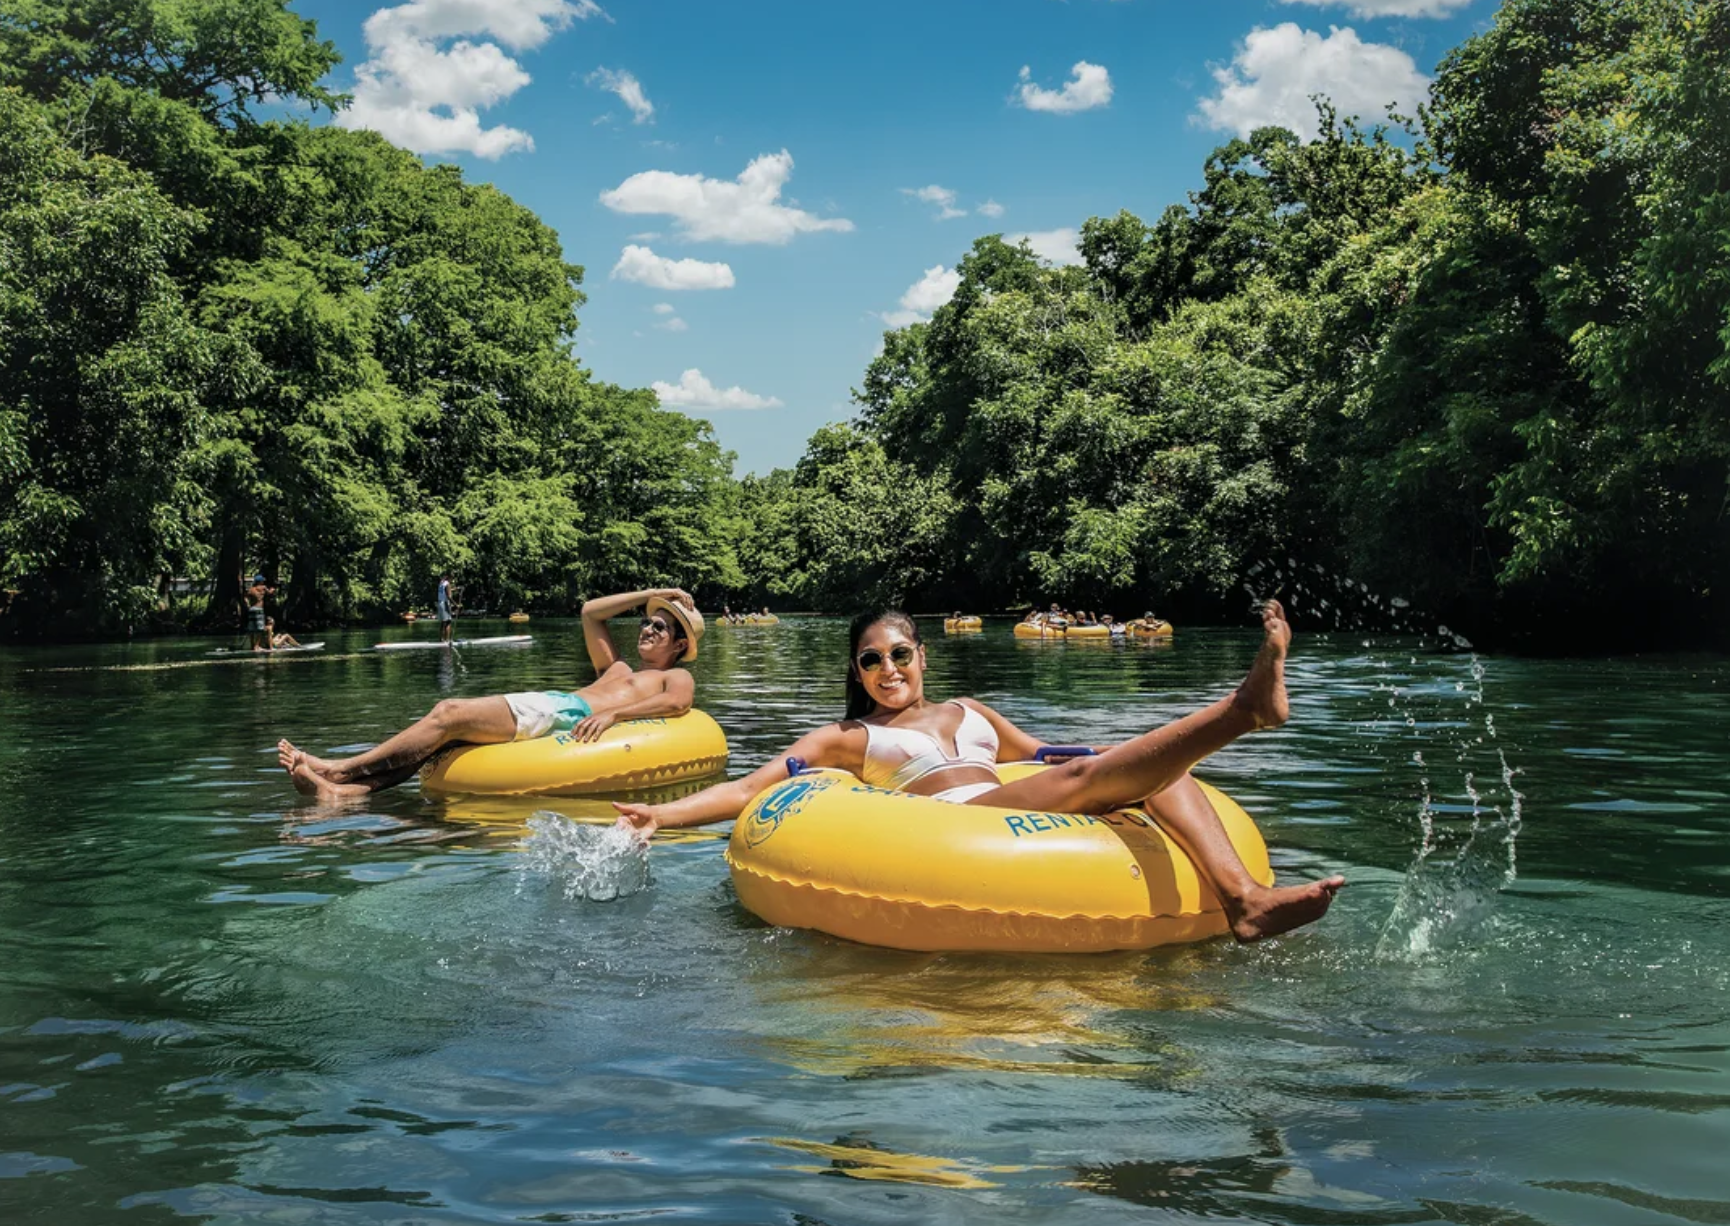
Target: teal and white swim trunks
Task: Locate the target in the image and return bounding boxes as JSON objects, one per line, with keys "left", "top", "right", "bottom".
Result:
{"left": 504, "top": 691, "right": 594, "bottom": 739}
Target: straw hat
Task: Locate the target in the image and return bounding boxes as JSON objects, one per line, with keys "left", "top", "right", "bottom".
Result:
{"left": 646, "top": 596, "right": 704, "bottom": 662}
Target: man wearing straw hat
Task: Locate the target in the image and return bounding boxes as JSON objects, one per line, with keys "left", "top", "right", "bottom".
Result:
{"left": 277, "top": 587, "right": 705, "bottom": 801}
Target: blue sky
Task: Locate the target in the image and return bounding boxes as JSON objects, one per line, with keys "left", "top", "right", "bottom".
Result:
{"left": 289, "top": 0, "right": 1499, "bottom": 474}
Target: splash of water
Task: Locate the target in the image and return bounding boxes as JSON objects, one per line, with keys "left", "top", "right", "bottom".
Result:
{"left": 1373, "top": 656, "right": 1525, "bottom": 962}
{"left": 1244, "top": 558, "right": 1473, "bottom": 648}
{"left": 1245, "top": 558, "right": 1522, "bottom": 960}
{"left": 517, "top": 812, "right": 651, "bottom": 902}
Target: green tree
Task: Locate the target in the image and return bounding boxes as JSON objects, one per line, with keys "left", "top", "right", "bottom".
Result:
{"left": 0, "top": 89, "right": 218, "bottom": 632}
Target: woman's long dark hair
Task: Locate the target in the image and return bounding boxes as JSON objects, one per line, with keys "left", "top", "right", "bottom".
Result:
{"left": 844, "top": 609, "right": 920, "bottom": 720}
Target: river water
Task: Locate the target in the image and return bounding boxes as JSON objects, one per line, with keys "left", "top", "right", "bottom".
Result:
{"left": 1, "top": 617, "right": 1725, "bottom": 1224}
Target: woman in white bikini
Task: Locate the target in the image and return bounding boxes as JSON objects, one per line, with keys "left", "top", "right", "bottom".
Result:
{"left": 616, "top": 601, "right": 1344, "bottom": 941}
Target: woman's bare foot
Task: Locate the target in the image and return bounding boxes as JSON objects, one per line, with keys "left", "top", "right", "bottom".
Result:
{"left": 1231, "top": 600, "right": 1291, "bottom": 730}
{"left": 277, "top": 739, "right": 337, "bottom": 776}
{"left": 1228, "top": 875, "right": 1345, "bottom": 942}
{"left": 290, "top": 761, "right": 370, "bottom": 804}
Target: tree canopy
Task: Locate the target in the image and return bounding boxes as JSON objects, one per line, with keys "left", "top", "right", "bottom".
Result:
{"left": 0, "top": 0, "right": 740, "bottom": 635}
{"left": 741, "top": 0, "right": 1729, "bottom": 646}
{"left": 2, "top": 0, "right": 1725, "bottom": 649}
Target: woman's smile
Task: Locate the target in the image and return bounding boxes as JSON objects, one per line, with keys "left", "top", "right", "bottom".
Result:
{"left": 857, "top": 632, "right": 923, "bottom": 706}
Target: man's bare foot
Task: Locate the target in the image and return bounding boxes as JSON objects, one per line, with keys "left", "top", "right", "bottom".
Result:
{"left": 1231, "top": 599, "right": 1291, "bottom": 730}
{"left": 277, "top": 739, "right": 337, "bottom": 776}
{"left": 1228, "top": 875, "right": 1345, "bottom": 942}
{"left": 279, "top": 740, "right": 320, "bottom": 794}
{"left": 286, "top": 757, "right": 320, "bottom": 795}
{"left": 290, "top": 761, "right": 371, "bottom": 804}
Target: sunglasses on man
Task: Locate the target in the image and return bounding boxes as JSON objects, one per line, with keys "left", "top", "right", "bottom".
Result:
{"left": 639, "top": 616, "right": 685, "bottom": 638}
{"left": 856, "top": 643, "right": 917, "bottom": 674}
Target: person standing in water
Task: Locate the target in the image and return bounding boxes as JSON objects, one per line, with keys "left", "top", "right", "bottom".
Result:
{"left": 436, "top": 573, "right": 454, "bottom": 645}
{"left": 617, "top": 600, "right": 1342, "bottom": 942}
{"left": 278, "top": 588, "right": 704, "bottom": 802}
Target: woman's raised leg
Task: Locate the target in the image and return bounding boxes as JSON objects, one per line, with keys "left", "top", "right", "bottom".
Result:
{"left": 980, "top": 601, "right": 1291, "bottom": 815}
{"left": 972, "top": 601, "right": 1342, "bottom": 940}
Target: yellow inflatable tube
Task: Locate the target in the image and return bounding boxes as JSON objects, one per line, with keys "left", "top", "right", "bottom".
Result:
{"left": 421, "top": 710, "right": 728, "bottom": 797}
{"left": 943, "top": 616, "right": 983, "bottom": 633}
{"left": 726, "top": 764, "right": 1271, "bottom": 953}
{"left": 1013, "top": 621, "right": 1064, "bottom": 639}
{"left": 1129, "top": 619, "right": 1173, "bottom": 637}
{"left": 1065, "top": 624, "right": 1110, "bottom": 639}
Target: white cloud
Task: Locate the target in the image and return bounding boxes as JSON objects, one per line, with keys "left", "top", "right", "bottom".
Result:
{"left": 600, "top": 150, "right": 854, "bottom": 244}
{"left": 651, "top": 302, "right": 675, "bottom": 314}
{"left": 588, "top": 66, "right": 653, "bottom": 122}
{"left": 337, "top": 0, "right": 607, "bottom": 159}
{"left": 903, "top": 184, "right": 966, "bottom": 220}
{"left": 1015, "top": 61, "right": 1113, "bottom": 114}
{"left": 1196, "top": 24, "right": 1429, "bottom": 138}
{"left": 655, "top": 316, "right": 688, "bottom": 332}
{"left": 977, "top": 199, "right": 1005, "bottom": 218}
{"left": 653, "top": 369, "right": 782, "bottom": 410}
{"left": 880, "top": 264, "right": 962, "bottom": 327}
{"left": 901, "top": 265, "right": 962, "bottom": 314}
{"left": 610, "top": 245, "right": 735, "bottom": 291}
{"left": 1280, "top": 0, "right": 1472, "bottom": 17}
{"left": 364, "top": 0, "right": 608, "bottom": 49}
{"left": 1014, "top": 227, "right": 1082, "bottom": 265}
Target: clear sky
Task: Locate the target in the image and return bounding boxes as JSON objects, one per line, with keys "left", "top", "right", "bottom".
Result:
{"left": 287, "top": 0, "right": 1499, "bottom": 474}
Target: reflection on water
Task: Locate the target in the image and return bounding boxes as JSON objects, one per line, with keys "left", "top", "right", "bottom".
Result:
{"left": 743, "top": 944, "right": 1228, "bottom": 1082}
{"left": 1, "top": 618, "right": 1727, "bottom": 1224}
{"left": 762, "top": 1134, "right": 1030, "bottom": 1188}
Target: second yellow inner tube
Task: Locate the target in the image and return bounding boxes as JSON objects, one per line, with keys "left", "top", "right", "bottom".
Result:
{"left": 1129, "top": 619, "right": 1173, "bottom": 637}
{"left": 421, "top": 710, "right": 728, "bottom": 797}
{"left": 726, "top": 764, "right": 1270, "bottom": 952}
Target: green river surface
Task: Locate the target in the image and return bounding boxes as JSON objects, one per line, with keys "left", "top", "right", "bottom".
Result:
{"left": 1, "top": 615, "right": 1726, "bottom": 1224}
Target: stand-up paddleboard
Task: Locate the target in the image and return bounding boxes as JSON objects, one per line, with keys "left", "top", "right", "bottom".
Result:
{"left": 372, "top": 635, "right": 533, "bottom": 652}
{"left": 208, "top": 642, "right": 327, "bottom": 656}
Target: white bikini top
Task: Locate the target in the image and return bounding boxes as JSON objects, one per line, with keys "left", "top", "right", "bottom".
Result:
{"left": 859, "top": 701, "right": 1001, "bottom": 791}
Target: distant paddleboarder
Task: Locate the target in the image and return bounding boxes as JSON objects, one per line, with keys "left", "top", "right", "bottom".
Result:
{"left": 245, "top": 574, "right": 274, "bottom": 651}
{"left": 436, "top": 572, "right": 454, "bottom": 644}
